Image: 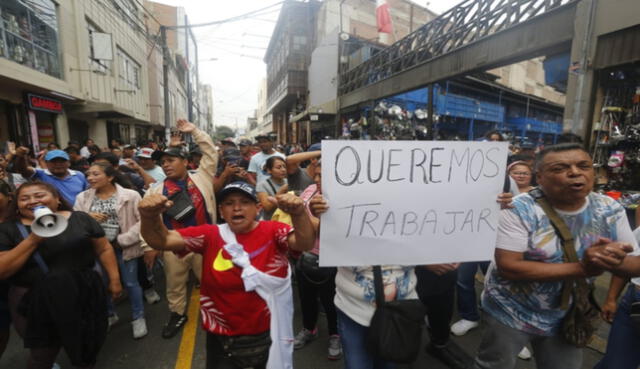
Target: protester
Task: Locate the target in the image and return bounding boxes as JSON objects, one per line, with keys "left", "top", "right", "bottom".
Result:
{"left": 139, "top": 182, "right": 315, "bottom": 369}
{"left": 256, "top": 156, "right": 288, "bottom": 220}
{"left": 214, "top": 148, "right": 255, "bottom": 194}
{"left": 46, "top": 143, "right": 60, "bottom": 151}
{"left": 87, "top": 145, "right": 102, "bottom": 164}
{"left": 308, "top": 190, "right": 513, "bottom": 369}
{"left": 65, "top": 146, "right": 91, "bottom": 173}
{"left": 292, "top": 160, "right": 343, "bottom": 360}
{"left": 121, "top": 144, "right": 134, "bottom": 159}
{"left": 92, "top": 152, "right": 144, "bottom": 194}
{"left": 0, "top": 180, "right": 13, "bottom": 360}
{"left": 90, "top": 152, "right": 160, "bottom": 303}
{"left": 248, "top": 134, "right": 286, "bottom": 184}
{"left": 75, "top": 163, "right": 148, "bottom": 339}
{"left": 188, "top": 147, "right": 203, "bottom": 170}
{"left": 136, "top": 148, "right": 166, "bottom": 183}
{"left": 0, "top": 153, "right": 25, "bottom": 190}
{"left": 140, "top": 119, "right": 217, "bottom": 339}
{"left": 0, "top": 181, "right": 121, "bottom": 368}
{"left": 238, "top": 139, "right": 254, "bottom": 164}
{"left": 285, "top": 143, "right": 320, "bottom": 193}
{"left": 507, "top": 161, "right": 534, "bottom": 194}
{"left": 80, "top": 139, "right": 94, "bottom": 159}
{"left": 473, "top": 143, "right": 640, "bottom": 369}
{"left": 484, "top": 130, "right": 504, "bottom": 142}
{"left": 13, "top": 148, "right": 89, "bottom": 206}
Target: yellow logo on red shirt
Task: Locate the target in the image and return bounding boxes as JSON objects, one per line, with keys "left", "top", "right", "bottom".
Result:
{"left": 213, "top": 248, "right": 234, "bottom": 271}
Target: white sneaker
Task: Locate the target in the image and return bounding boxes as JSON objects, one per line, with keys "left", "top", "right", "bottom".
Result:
{"left": 450, "top": 319, "right": 480, "bottom": 336}
{"left": 132, "top": 318, "right": 148, "bottom": 339}
{"left": 108, "top": 313, "right": 119, "bottom": 328}
{"left": 144, "top": 288, "right": 161, "bottom": 304}
{"left": 517, "top": 346, "right": 532, "bottom": 360}
{"left": 51, "top": 363, "right": 61, "bottom": 369}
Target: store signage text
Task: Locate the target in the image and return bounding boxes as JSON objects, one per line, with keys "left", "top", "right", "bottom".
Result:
{"left": 27, "top": 94, "right": 63, "bottom": 114}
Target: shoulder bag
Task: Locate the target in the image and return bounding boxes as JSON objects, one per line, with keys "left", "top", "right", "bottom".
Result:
{"left": 530, "top": 188, "right": 600, "bottom": 347}
{"left": 366, "top": 265, "right": 426, "bottom": 363}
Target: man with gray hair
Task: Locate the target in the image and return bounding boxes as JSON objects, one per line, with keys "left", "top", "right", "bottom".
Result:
{"left": 473, "top": 143, "right": 640, "bottom": 369}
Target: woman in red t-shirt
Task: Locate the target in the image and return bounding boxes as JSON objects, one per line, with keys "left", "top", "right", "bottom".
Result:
{"left": 138, "top": 181, "right": 315, "bottom": 369}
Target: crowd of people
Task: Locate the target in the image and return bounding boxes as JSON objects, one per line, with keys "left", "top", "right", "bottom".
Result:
{"left": 0, "top": 122, "right": 639, "bottom": 369}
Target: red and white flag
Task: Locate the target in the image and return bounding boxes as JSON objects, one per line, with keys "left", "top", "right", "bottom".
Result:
{"left": 376, "top": 0, "right": 393, "bottom": 34}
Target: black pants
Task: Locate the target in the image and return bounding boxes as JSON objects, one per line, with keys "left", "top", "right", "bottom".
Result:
{"left": 206, "top": 333, "right": 267, "bottom": 369}
{"left": 296, "top": 266, "right": 338, "bottom": 335}
{"left": 415, "top": 267, "right": 457, "bottom": 346}
{"left": 136, "top": 257, "right": 153, "bottom": 290}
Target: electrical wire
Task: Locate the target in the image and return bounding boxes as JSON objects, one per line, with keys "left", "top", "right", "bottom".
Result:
{"left": 165, "top": 2, "right": 283, "bottom": 29}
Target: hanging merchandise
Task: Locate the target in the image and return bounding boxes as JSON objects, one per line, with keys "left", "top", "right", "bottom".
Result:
{"left": 590, "top": 65, "right": 640, "bottom": 199}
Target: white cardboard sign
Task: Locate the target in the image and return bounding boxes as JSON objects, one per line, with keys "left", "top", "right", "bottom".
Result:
{"left": 319, "top": 140, "right": 509, "bottom": 267}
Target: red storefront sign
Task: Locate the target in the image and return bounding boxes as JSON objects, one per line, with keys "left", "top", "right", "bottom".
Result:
{"left": 27, "top": 94, "right": 63, "bottom": 114}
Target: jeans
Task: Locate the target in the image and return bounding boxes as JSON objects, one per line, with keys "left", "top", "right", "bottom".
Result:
{"left": 473, "top": 313, "right": 582, "bottom": 369}
{"left": 595, "top": 286, "right": 640, "bottom": 369}
{"left": 415, "top": 267, "right": 457, "bottom": 345}
{"left": 337, "top": 308, "right": 395, "bottom": 369}
{"left": 114, "top": 248, "right": 145, "bottom": 320}
{"left": 456, "top": 261, "right": 489, "bottom": 322}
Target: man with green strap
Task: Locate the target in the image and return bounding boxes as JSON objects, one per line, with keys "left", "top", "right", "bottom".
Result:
{"left": 473, "top": 143, "right": 640, "bottom": 369}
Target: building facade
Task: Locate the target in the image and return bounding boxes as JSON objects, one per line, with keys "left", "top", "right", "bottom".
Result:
{"left": 0, "top": 0, "right": 206, "bottom": 153}
{"left": 0, "top": 0, "right": 153, "bottom": 150}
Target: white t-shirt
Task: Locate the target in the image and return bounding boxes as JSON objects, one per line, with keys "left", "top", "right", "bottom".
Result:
{"left": 145, "top": 165, "right": 166, "bottom": 183}
{"left": 334, "top": 265, "right": 418, "bottom": 326}
{"left": 248, "top": 151, "right": 286, "bottom": 184}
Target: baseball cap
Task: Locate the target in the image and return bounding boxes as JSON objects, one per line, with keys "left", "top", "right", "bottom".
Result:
{"left": 136, "top": 147, "right": 155, "bottom": 159}
{"left": 221, "top": 138, "right": 236, "bottom": 147}
{"left": 307, "top": 143, "right": 321, "bottom": 152}
{"left": 153, "top": 147, "right": 187, "bottom": 160}
{"left": 218, "top": 181, "right": 257, "bottom": 202}
{"left": 238, "top": 139, "right": 252, "bottom": 146}
{"left": 44, "top": 150, "right": 69, "bottom": 161}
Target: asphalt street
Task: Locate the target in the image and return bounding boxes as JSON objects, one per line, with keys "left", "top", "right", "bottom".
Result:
{"left": 2, "top": 271, "right": 608, "bottom": 369}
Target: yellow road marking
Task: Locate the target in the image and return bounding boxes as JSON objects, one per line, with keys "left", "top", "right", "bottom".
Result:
{"left": 174, "top": 287, "right": 200, "bottom": 369}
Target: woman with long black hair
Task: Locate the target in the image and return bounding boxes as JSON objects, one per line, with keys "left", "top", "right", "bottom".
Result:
{"left": 0, "top": 181, "right": 121, "bottom": 368}
{"left": 75, "top": 163, "right": 148, "bottom": 339}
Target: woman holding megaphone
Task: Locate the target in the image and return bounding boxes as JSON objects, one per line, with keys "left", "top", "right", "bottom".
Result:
{"left": 0, "top": 181, "right": 121, "bottom": 369}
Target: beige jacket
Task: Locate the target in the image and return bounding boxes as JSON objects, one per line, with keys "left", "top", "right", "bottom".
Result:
{"left": 140, "top": 127, "right": 218, "bottom": 252}
{"left": 74, "top": 184, "right": 143, "bottom": 261}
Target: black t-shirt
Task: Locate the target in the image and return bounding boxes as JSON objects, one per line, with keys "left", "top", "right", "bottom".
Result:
{"left": 0, "top": 211, "right": 105, "bottom": 288}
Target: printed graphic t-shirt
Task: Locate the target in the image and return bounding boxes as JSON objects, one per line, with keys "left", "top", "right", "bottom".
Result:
{"left": 482, "top": 192, "right": 638, "bottom": 336}
{"left": 177, "top": 221, "right": 292, "bottom": 336}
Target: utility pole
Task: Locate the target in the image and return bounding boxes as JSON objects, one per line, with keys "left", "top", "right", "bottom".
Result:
{"left": 185, "top": 15, "right": 193, "bottom": 123}
{"left": 161, "top": 25, "right": 171, "bottom": 145}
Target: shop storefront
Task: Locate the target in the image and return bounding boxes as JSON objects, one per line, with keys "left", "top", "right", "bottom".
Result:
{"left": 25, "top": 93, "right": 62, "bottom": 152}
{"left": 588, "top": 25, "right": 640, "bottom": 223}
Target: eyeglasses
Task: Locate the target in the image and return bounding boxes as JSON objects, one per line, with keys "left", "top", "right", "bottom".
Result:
{"left": 511, "top": 172, "right": 531, "bottom": 176}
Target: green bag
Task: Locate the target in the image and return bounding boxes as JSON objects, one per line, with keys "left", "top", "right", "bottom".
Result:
{"left": 530, "top": 188, "right": 601, "bottom": 347}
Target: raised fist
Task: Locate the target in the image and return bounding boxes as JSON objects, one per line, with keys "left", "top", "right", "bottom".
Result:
{"left": 138, "top": 194, "right": 173, "bottom": 219}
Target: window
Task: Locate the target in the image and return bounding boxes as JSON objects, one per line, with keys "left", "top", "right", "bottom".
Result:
{"left": 113, "top": 0, "right": 141, "bottom": 31}
{"left": 292, "top": 35, "right": 307, "bottom": 51}
{"left": 116, "top": 47, "right": 141, "bottom": 89}
{"left": 87, "top": 21, "right": 109, "bottom": 74}
{"left": 0, "top": 0, "right": 60, "bottom": 78}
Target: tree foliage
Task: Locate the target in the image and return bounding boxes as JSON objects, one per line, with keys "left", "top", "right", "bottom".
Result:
{"left": 214, "top": 125, "right": 235, "bottom": 140}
